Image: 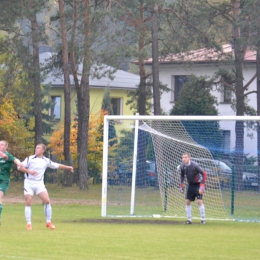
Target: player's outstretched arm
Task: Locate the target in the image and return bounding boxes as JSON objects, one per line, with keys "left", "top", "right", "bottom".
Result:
{"left": 59, "top": 164, "right": 74, "bottom": 172}
{"left": 14, "top": 158, "right": 23, "bottom": 167}
{"left": 17, "top": 164, "right": 37, "bottom": 176}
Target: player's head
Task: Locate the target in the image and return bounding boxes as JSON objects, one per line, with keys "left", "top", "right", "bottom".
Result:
{"left": 0, "top": 140, "right": 8, "bottom": 152}
{"left": 182, "top": 152, "right": 191, "bottom": 165}
{"left": 35, "top": 143, "right": 46, "bottom": 157}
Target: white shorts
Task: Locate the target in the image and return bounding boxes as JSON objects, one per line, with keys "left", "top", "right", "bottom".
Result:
{"left": 24, "top": 179, "right": 47, "bottom": 196}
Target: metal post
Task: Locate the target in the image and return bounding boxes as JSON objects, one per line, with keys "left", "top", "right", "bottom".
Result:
{"left": 231, "top": 165, "right": 235, "bottom": 215}
{"left": 130, "top": 113, "right": 139, "bottom": 215}
{"left": 101, "top": 116, "right": 109, "bottom": 217}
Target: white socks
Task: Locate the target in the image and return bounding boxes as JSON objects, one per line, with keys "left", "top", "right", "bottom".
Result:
{"left": 199, "top": 204, "right": 205, "bottom": 220}
{"left": 25, "top": 204, "right": 53, "bottom": 224}
{"left": 44, "top": 204, "right": 52, "bottom": 223}
{"left": 186, "top": 205, "right": 192, "bottom": 221}
{"left": 25, "top": 206, "right": 32, "bottom": 224}
{"left": 186, "top": 204, "right": 206, "bottom": 221}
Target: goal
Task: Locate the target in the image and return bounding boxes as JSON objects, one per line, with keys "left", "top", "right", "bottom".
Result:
{"left": 101, "top": 115, "right": 260, "bottom": 222}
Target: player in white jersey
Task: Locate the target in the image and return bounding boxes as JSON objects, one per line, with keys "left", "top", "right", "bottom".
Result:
{"left": 20, "top": 143, "right": 73, "bottom": 230}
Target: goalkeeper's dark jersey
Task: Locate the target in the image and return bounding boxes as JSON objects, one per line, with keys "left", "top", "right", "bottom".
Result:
{"left": 180, "top": 161, "right": 206, "bottom": 185}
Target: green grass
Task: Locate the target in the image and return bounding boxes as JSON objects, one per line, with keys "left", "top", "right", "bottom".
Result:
{"left": 1, "top": 182, "right": 260, "bottom": 260}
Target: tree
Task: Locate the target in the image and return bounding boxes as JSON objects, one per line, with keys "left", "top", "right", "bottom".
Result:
{"left": 101, "top": 87, "right": 114, "bottom": 115}
{"left": 170, "top": 75, "right": 224, "bottom": 156}
{"left": 170, "top": 75, "right": 218, "bottom": 116}
{"left": 28, "top": 0, "right": 43, "bottom": 145}
{"left": 50, "top": 0, "right": 126, "bottom": 189}
{"left": 0, "top": 97, "right": 34, "bottom": 158}
{"left": 120, "top": 0, "right": 223, "bottom": 115}
{"left": 111, "top": 0, "right": 153, "bottom": 115}
{"left": 101, "top": 87, "right": 117, "bottom": 146}
{"left": 0, "top": 36, "right": 34, "bottom": 117}
{"left": 0, "top": 0, "right": 50, "bottom": 146}
{"left": 152, "top": 3, "right": 161, "bottom": 115}
{"left": 255, "top": 3, "right": 260, "bottom": 190}
{"left": 163, "top": 0, "right": 259, "bottom": 189}
{"left": 48, "top": 110, "right": 109, "bottom": 185}
{"left": 209, "top": 0, "right": 258, "bottom": 189}
{"left": 58, "top": 0, "right": 73, "bottom": 186}
{"left": 71, "top": 0, "right": 91, "bottom": 190}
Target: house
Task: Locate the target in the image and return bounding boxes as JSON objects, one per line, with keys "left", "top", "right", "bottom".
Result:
{"left": 143, "top": 44, "right": 258, "bottom": 156}
{"left": 144, "top": 44, "right": 257, "bottom": 116}
{"left": 40, "top": 52, "right": 140, "bottom": 122}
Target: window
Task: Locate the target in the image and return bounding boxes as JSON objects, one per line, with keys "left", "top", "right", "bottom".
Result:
{"left": 50, "top": 96, "right": 61, "bottom": 121}
{"left": 222, "top": 130, "right": 230, "bottom": 153}
{"left": 224, "top": 86, "right": 232, "bottom": 102}
{"left": 171, "top": 75, "right": 187, "bottom": 102}
{"left": 111, "top": 98, "right": 122, "bottom": 115}
{"left": 39, "top": 45, "right": 55, "bottom": 54}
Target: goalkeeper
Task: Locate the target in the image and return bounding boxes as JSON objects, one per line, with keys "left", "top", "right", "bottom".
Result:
{"left": 179, "top": 152, "right": 207, "bottom": 224}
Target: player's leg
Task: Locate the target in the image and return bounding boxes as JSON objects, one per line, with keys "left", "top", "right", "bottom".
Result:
{"left": 185, "top": 185, "right": 195, "bottom": 224}
{"left": 25, "top": 194, "right": 33, "bottom": 230}
{"left": 197, "top": 198, "right": 206, "bottom": 224}
{"left": 37, "top": 188, "right": 55, "bottom": 230}
{"left": 0, "top": 190, "right": 4, "bottom": 225}
{"left": 185, "top": 199, "right": 192, "bottom": 224}
{"left": 24, "top": 180, "right": 34, "bottom": 230}
{"left": 0, "top": 182, "right": 10, "bottom": 225}
{"left": 196, "top": 183, "right": 206, "bottom": 224}
{"left": 195, "top": 184, "right": 205, "bottom": 223}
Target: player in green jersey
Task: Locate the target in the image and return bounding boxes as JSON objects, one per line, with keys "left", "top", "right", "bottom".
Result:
{"left": 0, "top": 140, "right": 23, "bottom": 224}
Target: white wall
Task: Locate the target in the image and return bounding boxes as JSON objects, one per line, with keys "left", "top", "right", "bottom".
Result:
{"left": 157, "top": 62, "right": 258, "bottom": 156}
{"left": 158, "top": 63, "right": 257, "bottom": 116}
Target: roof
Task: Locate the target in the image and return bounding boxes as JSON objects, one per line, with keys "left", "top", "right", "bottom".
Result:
{"left": 40, "top": 52, "right": 139, "bottom": 90}
{"left": 143, "top": 44, "right": 257, "bottom": 65}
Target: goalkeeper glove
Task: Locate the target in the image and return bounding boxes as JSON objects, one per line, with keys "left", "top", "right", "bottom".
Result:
{"left": 199, "top": 184, "right": 205, "bottom": 194}
{"left": 180, "top": 184, "right": 184, "bottom": 193}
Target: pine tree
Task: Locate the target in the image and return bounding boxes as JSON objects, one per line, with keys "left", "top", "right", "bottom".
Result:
{"left": 101, "top": 87, "right": 117, "bottom": 146}
{"left": 170, "top": 75, "right": 223, "bottom": 157}
{"left": 58, "top": 0, "right": 73, "bottom": 186}
{"left": 101, "top": 87, "right": 114, "bottom": 115}
{"left": 50, "top": 0, "right": 128, "bottom": 189}
{"left": 0, "top": 0, "right": 50, "bottom": 146}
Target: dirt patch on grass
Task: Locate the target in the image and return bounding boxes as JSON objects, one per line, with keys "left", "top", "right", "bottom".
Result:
{"left": 3, "top": 195, "right": 100, "bottom": 206}
{"left": 73, "top": 218, "right": 189, "bottom": 225}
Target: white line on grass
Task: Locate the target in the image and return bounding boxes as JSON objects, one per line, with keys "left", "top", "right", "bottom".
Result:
{"left": 0, "top": 255, "right": 51, "bottom": 260}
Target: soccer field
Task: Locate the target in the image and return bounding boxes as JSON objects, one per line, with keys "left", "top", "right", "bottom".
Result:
{"left": 1, "top": 182, "right": 260, "bottom": 260}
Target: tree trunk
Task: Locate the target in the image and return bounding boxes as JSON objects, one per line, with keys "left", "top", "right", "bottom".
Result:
{"left": 76, "top": 0, "right": 90, "bottom": 190}
{"left": 58, "top": 0, "right": 73, "bottom": 186}
{"left": 137, "top": 1, "right": 147, "bottom": 116}
{"left": 233, "top": 0, "right": 244, "bottom": 190}
{"left": 30, "top": 0, "right": 42, "bottom": 146}
{"left": 257, "top": 16, "right": 260, "bottom": 191}
{"left": 152, "top": 4, "right": 161, "bottom": 115}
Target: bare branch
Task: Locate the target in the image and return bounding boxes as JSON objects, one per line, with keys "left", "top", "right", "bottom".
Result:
{"left": 244, "top": 90, "right": 257, "bottom": 97}
{"left": 204, "top": 0, "right": 233, "bottom": 22}
{"left": 162, "top": 7, "right": 213, "bottom": 46}
{"left": 244, "top": 73, "right": 257, "bottom": 91}
{"left": 214, "top": 78, "right": 236, "bottom": 92}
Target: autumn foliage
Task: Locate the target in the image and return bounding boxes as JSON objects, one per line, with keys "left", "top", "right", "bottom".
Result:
{"left": 0, "top": 97, "right": 34, "bottom": 159}
{"left": 48, "top": 109, "right": 111, "bottom": 179}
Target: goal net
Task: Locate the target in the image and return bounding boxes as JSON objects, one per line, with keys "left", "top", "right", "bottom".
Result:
{"left": 101, "top": 115, "right": 260, "bottom": 222}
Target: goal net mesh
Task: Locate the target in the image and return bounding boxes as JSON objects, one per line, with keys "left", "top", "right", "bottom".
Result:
{"left": 104, "top": 118, "right": 260, "bottom": 222}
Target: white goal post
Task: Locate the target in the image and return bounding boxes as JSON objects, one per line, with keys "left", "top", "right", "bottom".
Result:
{"left": 102, "top": 115, "right": 260, "bottom": 222}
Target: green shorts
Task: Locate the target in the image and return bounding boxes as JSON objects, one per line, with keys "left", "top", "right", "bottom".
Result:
{"left": 0, "top": 181, "right": 10, "bottom": 195}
